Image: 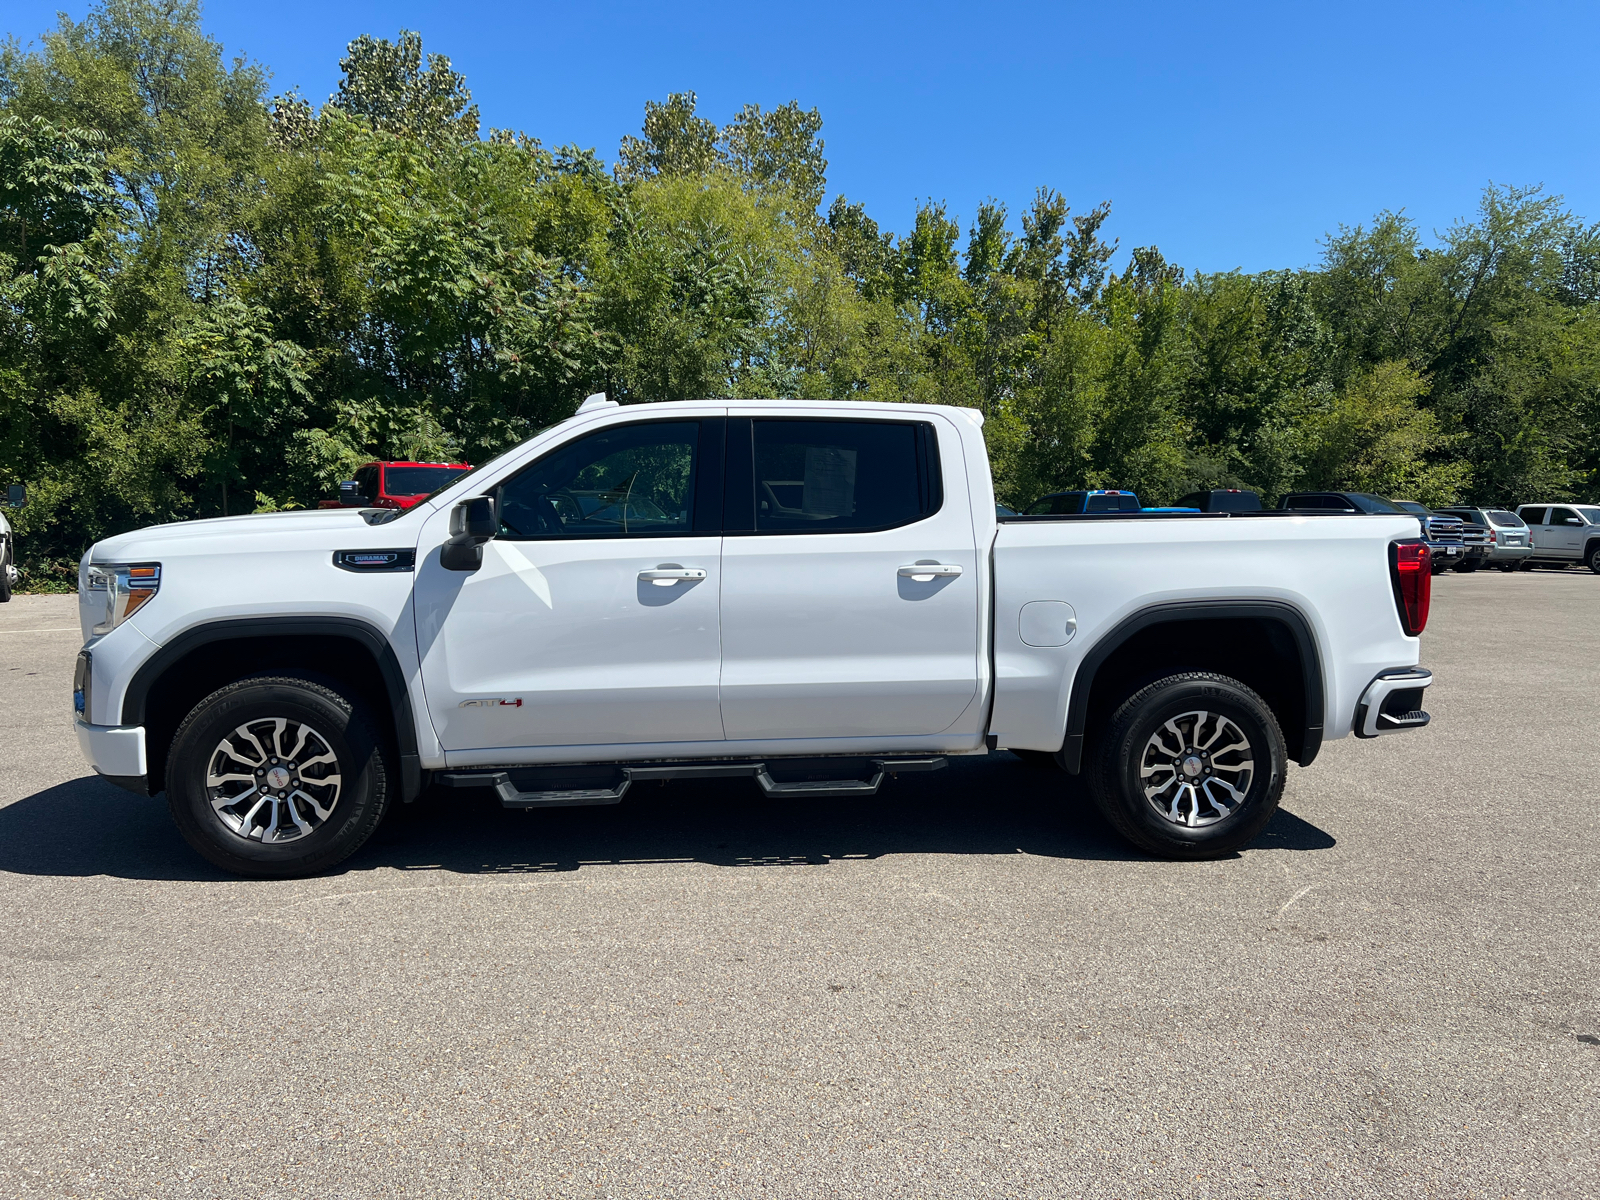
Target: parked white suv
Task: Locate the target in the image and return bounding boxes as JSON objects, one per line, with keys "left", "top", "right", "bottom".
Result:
{"left": 73, "top": 398, "right": 1436, "bottom": 877}
{"left": 0, "top": 484, "right": 23, "bottom": 602}
{"left": 1515, "top": 504, "right": 1600, "bottom": 573}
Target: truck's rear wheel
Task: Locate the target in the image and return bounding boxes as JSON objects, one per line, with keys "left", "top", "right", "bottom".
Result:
{"left": 1587, "top": 546, "right": 1600, "bottom": 575}
{"left": 166, "top": 675, "right": 392, "bottom": 878}
{"left": 1087, "top": 672, "right": 1285, "bottom": 859}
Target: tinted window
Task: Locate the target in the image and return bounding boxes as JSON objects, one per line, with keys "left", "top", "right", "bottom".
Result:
{"left": 355, "top": 466, "right": 380, "bottom": 499}
{"left": 1349, "top": 493, "right": 1406, "bottom": 514}
{"left": 1550, "top": 507, "right": 1579, "bottom": 525}
{"left": 384, "top": 465, "right": 468, "bottom": 496}
{"left": 1210, "top": 491, "right": 1262, "bottom": 512}
{"left": 1391, "top": 500, "right": 1429, "bottom": 516}
{"left": 1284, "top": 494, "right": 1351, "bottom": 510}
{"left": 497, "top": 421, "right": 700, "bottom": 539}
{"left": 1519, "top": 507, "right": 1547, "bottom": 525}
{"left": 752, "top": 419, "right": 939, "bottom": 534}
{"left": 1485, "top": 510, "right": 1523, "bottom": 528}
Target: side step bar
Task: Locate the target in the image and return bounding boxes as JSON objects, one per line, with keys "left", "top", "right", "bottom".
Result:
{"left": 438, "top": 757, "right": 947, "bottom": 809}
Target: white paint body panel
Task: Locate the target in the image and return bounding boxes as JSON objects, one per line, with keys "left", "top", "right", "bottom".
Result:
{"left": 988, "top": 513, "right": 1421, "bottom": 750}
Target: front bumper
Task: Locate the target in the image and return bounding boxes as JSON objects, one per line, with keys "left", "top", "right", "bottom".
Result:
{"left": 1354, "top": 668, "right": 1433, "bottom": 738}
{"left": 75, "top": 720, "right": 149, "bottom": 793}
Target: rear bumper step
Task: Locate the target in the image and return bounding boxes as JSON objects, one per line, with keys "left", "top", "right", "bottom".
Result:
{"left": 439, "top": 757, "right": 948, "bottom": 808}
{"left": 1354, "top": 668, "right": 1433, "bottom": 739}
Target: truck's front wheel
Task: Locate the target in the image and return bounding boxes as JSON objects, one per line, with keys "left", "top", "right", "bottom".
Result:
{"left": 166, "top": 675, "right": 393, "bottom": 878}
{"left": 1087, "top": 672, "right": 1285, "bottom": 859}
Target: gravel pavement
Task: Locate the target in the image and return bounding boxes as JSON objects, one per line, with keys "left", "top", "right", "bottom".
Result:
{"left": 1, "top": 574, "right": 1597, "bottom": 1198}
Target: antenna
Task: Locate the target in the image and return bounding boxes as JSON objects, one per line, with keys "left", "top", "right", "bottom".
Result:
{"left": 577, "top": 393, "right": 619, "bottom": 414}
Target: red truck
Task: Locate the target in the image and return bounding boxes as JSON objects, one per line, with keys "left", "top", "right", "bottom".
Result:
{"left": 325, "top": 461, "right": 473, "bottom": 511}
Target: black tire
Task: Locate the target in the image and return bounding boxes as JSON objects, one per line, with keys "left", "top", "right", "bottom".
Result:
{"left": 1498, "top": 562, "right": 1517, "bottom": 572}
{"left": 1087, "top": 672, "right": 1286, "bottom": 860}
{"left": 1009, "top": 748, "right": 1061, "bottom": 770}
{"left": 1588, "top": 546, "right": 1600, "bottom": 575}
{"left": 1454, "top": 558, "right": 1481, "bottom": 573}
{"left": 166, "top": 674, "right": 392, "bottom": 878}
{"left": 0, "top": 540, "right": 11, "bottom": 602}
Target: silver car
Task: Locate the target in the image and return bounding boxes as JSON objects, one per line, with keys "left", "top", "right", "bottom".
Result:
{"left": 1437, "top": 506, "right": 1534, "bottom": 571}
{"left": 1516, "top": 504, "right": 1600, "bottom": 573}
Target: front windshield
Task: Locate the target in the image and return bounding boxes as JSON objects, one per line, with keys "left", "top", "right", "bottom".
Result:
{"left": 1575, "top": 506, "right": 1600, "bottom": 524}
{"left": 1485, "top": 510, "right": 1524, "bottom": 528}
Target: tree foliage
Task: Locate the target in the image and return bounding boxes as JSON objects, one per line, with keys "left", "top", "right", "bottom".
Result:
{"left": 3, "top": 0, "right": 1599, "bottom": 582}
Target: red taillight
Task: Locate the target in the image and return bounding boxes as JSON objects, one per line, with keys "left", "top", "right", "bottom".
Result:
{"left": 1390, "top": 540, "right": 1431, "bottom": 636}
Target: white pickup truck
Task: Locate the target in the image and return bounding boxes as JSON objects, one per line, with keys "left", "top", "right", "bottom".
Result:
{"left": 72, "top": 399, "right": 1436, "bottom": 878}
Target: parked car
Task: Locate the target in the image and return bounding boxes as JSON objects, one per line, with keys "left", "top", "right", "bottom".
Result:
{"left": 1280, "top": 492, "right": 1465, "bottom": 574}
{"left": 1025, "top": 489, "right": 1143, "bottom": 514}
{"left": 1176, "top": 489, "right": 1264, "bottom": 512}
{"left": 1515, "top": 504, "right": 1600, "bottom": 573}
{"left": 1435, "top": 506, "right": 1533, "bottom": 571}
{"left": 0, "top": 483, "right": 23, "bottom": 602}
{"left": 336, "top": 461, "right": 473, "bottom": 511}
{"left": 1390, "top": 501, "right": 1492, "bottom": 572}
{"left": 74, "top": 396, "right": 1434, "bottom": 877}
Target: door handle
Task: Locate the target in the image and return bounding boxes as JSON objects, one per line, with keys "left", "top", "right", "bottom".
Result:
{"left": 639, "top": 566, "right": 707, "bottom": 586}
{"left": 898, "top": 563, "right": 963, "bottom": 581}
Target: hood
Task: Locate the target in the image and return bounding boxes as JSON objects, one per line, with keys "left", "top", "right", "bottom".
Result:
{"left": 89, "top": 507, "right": 399, "bottom": 561}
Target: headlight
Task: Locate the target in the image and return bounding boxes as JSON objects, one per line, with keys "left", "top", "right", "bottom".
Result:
{"left": 84, "top": 562, "right": 161, "bottom": 635}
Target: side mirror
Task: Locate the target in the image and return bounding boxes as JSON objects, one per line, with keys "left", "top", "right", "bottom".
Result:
{"left": 1566, "top": 518, "right": 1583, "bottom": 526}
{"left": 441, "top": 496, "right": 496, "bottom": 571}
{"left": 4, "top": 484, "right": 23, "bottom": 509}
{"left": 338, "top": 480, "right": 369, "bottom": 507}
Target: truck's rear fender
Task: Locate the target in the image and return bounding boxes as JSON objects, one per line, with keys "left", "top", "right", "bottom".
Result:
{"left": 121, "top": 617, "right": 423, "bottom": 801}
{"left": 1060, "top": 600, "right": 1325, "bottom": 773}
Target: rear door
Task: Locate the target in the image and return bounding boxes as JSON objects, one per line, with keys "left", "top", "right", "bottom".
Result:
{"left": 717, "top": 414, "right": 982, "bottom": 740}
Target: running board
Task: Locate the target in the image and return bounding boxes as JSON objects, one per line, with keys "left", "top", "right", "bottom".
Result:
{"left": 439, "top": 757, "right": 947, "bottom": 808}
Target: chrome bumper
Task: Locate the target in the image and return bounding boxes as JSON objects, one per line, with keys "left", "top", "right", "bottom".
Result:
{"left": 1354, "top": 669, "right": 1433, "bottom": 738}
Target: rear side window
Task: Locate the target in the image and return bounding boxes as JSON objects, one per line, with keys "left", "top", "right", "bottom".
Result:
{"left": 749, "top": 419, "right": 941, "bottom": 534}
{"left": 1520, "top": 507, "right": 1547, "bottom": 525}
{"left": 1285, "top": 494, "right": 1348, "bottom": 510}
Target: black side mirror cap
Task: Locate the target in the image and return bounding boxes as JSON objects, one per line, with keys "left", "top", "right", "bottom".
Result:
{"left": 338, "top": 481, "right": 369, "bottom": 507}
{"left": 5, "top": 484, "right": 23, "bottom": 509}
{"left": 442, "top": 496, "right": 496, "bottom": 571}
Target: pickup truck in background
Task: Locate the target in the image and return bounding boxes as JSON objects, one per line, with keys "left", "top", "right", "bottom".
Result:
{"left": 72, "top": 399, "right": 1436, "bottom": 878}
{"left": 1282, "top": 492, "right": 1464, "bottom": 574}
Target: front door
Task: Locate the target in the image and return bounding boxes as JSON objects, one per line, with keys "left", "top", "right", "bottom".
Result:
{"left": 415, "top": 418, "right": 726, "bottom": 754}
{"left": 717, "top": 414, "right": 982, "bottom": 741}
{"left": 1546, "top": 507, "right": 1584, "bottom": 558}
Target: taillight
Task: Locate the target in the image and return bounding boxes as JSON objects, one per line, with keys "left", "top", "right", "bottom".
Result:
{"left": 1389, "top": 540, "right": 1431, "bottom": 636}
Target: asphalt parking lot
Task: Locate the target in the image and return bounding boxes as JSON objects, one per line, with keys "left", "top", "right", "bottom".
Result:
{"left": 1, "top": 573, "right": 1597, "bottom": 1199}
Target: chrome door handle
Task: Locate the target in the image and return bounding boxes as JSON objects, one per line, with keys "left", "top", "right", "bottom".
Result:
{"left": 639, "top": 566, "right": 707, "bottom": 586}
{"left": 898, "top": 563, "right": 963, "bottom": 580}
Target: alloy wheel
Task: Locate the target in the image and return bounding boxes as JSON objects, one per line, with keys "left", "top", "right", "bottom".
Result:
{"left": 1138, "top": 709, "right": 1255, "bottom": 828}
{"left": 205, "top": 717, "right": 343, "bottom": 843}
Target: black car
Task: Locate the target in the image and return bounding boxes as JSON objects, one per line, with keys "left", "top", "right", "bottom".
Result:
{"left": 1175, "top": 488, "right": 1263, "bottom": 512}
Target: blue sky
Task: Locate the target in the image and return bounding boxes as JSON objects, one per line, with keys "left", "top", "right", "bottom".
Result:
{"left": 7, "top": 0, "right": 1596, "bottom": 274}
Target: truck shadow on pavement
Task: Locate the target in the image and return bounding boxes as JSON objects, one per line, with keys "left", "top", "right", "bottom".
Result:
{"left": 0, "top": 753, "right": 1336, "bottom": 882}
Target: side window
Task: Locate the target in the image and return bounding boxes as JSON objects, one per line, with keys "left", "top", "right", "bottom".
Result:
{"left": 496, "top": 421, "right": 701, "bottom": 539}
{"left": 1550, "top": 507, "right": 1578, "bottom": 525}
{"left": 751, "top": 419, "right": 941, "bottom": 534}
{"left": 1521, "top": 507, "right": 1547, "bottom": 526}
{"left": 356, "top": 466, "right": 380, "bottom": 500}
